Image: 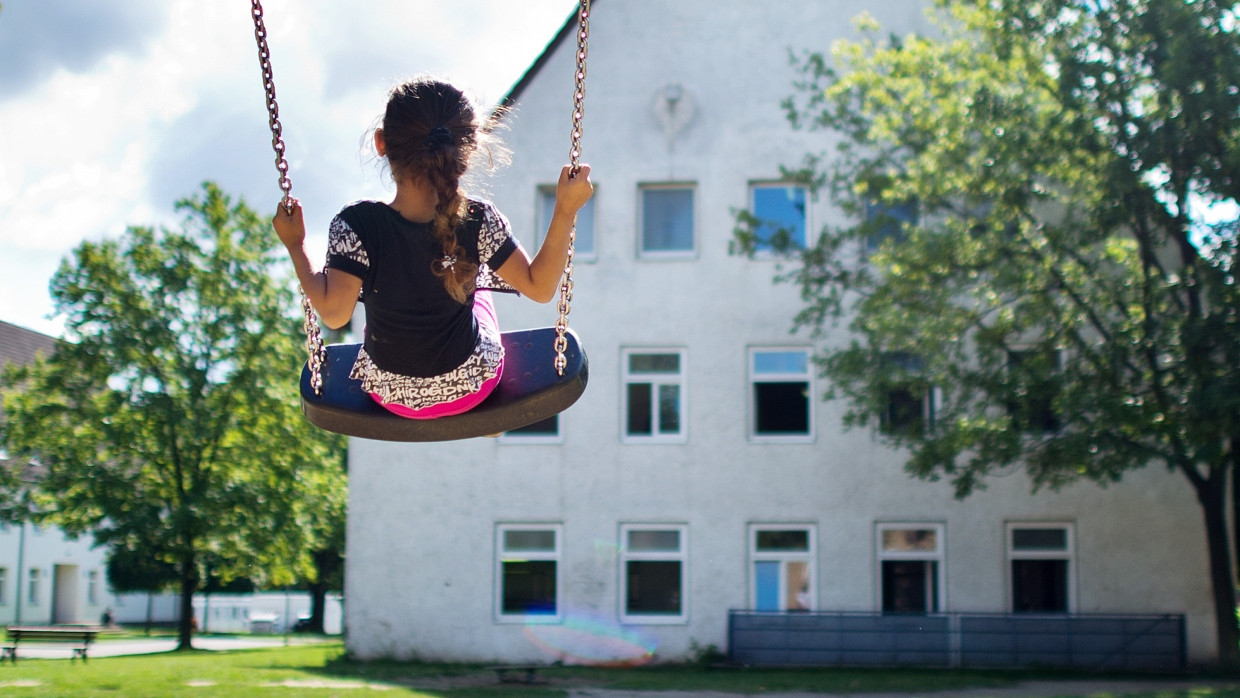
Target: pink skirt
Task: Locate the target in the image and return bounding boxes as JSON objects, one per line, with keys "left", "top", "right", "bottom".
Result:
{"left": 369, "top": 291, "right": 503, "bottom": 419}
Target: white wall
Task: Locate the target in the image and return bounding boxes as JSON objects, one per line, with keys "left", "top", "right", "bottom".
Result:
{"left": 0, "top": 523, "right": 114, "bottom": 626}
{"left": 344, "top": 0, "right": 1216, "bottom": 665}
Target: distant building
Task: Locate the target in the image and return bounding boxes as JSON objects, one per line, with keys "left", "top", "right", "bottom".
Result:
{"left": 341, "top": 0, "right": 1215, "bottom": 667}
{"left": 0, "top": 319, "right": 115, "bottom": 626}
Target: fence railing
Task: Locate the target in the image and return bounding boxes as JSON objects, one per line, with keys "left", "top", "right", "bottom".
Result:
{"left": 727, "top": 610, "right": 1185, "bottom": 672}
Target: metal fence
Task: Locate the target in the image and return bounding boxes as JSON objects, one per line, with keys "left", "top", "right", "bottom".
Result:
{"left": 727, "top": 611, "right": 1185, "bottom": 672}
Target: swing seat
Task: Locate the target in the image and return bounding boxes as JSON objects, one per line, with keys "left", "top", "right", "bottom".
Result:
{"left": 299, "top": 327, "right": 587, "bottom": 441}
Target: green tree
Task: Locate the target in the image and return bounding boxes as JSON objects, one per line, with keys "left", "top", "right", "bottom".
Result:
{"left": 736, "top": 0, "right": 1240, "bottom": 666}
{"left": 0, "top": 183, "right": 346, "bottom": 650}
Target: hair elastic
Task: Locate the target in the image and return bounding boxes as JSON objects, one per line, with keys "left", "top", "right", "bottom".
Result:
{"left": 426, "top": 126, "right": 453, "bottom": 147}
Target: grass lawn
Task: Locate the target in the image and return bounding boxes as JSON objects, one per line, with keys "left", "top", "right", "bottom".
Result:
{"left": 0, "top": 642, "right": 1238, "bottom": 697}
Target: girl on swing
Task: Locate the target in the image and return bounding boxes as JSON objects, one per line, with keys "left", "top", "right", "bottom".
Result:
{"left": 274, "top": 77, "right": 593, "bottom": 419}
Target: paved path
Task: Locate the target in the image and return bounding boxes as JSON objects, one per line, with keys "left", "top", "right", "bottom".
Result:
{"left": 10, "top": 635, "right": 312, "bottom": 661}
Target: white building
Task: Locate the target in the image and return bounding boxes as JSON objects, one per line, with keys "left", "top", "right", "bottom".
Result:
{"left": 343, "top": 0, "right": 1215, "bottom": 667}
{"left": 0, "top": 320, "right": 116, "bottom": 627}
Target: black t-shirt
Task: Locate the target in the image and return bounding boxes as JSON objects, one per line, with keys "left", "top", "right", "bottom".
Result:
{"left": 325, "top": 199, "right": 518, "bottom": 377}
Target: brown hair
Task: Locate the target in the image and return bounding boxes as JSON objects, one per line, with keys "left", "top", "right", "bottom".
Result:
{"left": 380, "top": 78, "right": 506, "bottom": 302}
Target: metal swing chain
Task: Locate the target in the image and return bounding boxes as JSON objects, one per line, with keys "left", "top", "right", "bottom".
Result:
{"left": 251, "top": 0, "right": 326, "bottom": 395}
{"left": 555, "top": 0, "right": 590, "bottom": 376}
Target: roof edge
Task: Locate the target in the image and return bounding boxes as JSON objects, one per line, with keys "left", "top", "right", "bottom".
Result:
{"left": 496, "top": 0, "right": 596, "bottom": 115}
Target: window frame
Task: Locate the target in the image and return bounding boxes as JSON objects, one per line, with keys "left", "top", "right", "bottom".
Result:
{"left": 1007, "top": 522, "right": 1075, "bottom": 614}
{"left": 748, "top": 347, "right": 814, "bottom": 442}
{"left": 621, "top": 348, "right": 688, "bottom": 444}
{"left": 749, "top": 524, "right": 816, "bottom": 612}
{"left": 494, "top": 523, "right": 563, "bottom": 624}
{"left": 537, "top": 184, "right": 597, "bottom": 262}
{"left": 749, "top": 182, "right": 809, "bottom": 253}
{"left": 619, "top": 524, "right": 689, "bottom": 624}
{"left": 638, "top": 183, "right": 697, "bottom": 259}
{"left": 875, "top": 522, "right": 945, "bottom": 614}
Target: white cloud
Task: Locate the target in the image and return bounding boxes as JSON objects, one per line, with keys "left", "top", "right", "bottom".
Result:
{"left": 0, "top": 0, "right": 579, "bottom": 336}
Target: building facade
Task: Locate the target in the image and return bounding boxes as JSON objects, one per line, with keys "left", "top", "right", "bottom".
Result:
{"left": 343, "top": 0, "right": 1216, "bottom": 665}
{"left": 0, "top": 320, "right": 116, "bottom": 626}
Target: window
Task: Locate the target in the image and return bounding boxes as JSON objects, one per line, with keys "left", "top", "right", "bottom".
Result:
{"left": 877, "top": 524, "right": 943, "bottom": 614}
{"left": 28, "top": 568, "right": 41, "bottom": 606}
{"left": 621, "top": 525, "right": 687, "bottom": 623}
{"left": 751, "top": 526, "right": 814, "bottom": 612}
{"left": 750, "top": 183, "right": 807, "bottom": 251}
{"left": 880, "top": 353, "right": 934, "bottom": 435}
{"left": 1008, "top": 523, "right": 1073, "bottom": 614}
{"left": 623, "top": 350, "right": 686, "bottom": 442}
{"left": 539, "top": 186, "right": 596, "bottom": 260}
{"left": 864, "top": 199, "right": 917, "bottom": 254}
{"left": 0, "top": 567, "right": 6, "bottom": 605}
{"left": 501, "top": 415, "right": 560, "bottom": 443}
{"left": 1006, "top": 349, "right": 1061, "bottom": 433}
{"left": 496, "top": 525, "right": 561, "bottom": 622}
{"left": 750, "top": 349, "right": 812, "bottom": 439}
{"left": 641, "top": 185, "right": 695, "bottom": 255}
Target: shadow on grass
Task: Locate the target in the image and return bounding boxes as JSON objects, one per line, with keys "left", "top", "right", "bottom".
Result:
{"left": 291, "top": 651, "right": 1039, "bottom": 696}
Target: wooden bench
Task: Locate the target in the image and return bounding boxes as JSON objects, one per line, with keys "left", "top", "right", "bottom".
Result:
{"left": 2, "top": 626, "right": 102, "bottom": 663}
{"left": 490, "top": 664, "right": 544, "bottom": 684}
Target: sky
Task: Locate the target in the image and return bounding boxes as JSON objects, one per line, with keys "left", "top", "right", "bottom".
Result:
{"left": 0, "top": 0, "right": 580, "bottom": 338}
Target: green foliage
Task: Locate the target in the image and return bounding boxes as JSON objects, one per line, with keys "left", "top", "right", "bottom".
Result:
{"left": 737, "top": 0, "right": 1239, "bottom": 665}
{"left": 0, "top": 182, "right": 345, "bottom": 644}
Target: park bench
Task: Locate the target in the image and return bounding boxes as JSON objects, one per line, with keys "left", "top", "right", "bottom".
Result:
{"left": 2, "top": 625, "right": 102, "bottom": 663}
{"left": 490, "top": 664, "right": 544, "bottom": 684}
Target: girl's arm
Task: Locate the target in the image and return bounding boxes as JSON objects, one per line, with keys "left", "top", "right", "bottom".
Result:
{"left": 273, "top": 199, "right": 363, "bottom": 329}
{"left": 496, "top": 164, "right": 593, "bottom": 303}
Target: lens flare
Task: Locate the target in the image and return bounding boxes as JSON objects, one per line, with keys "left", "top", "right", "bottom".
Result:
{"left": 523, "top": 614, "right": 657, "bottom": 667}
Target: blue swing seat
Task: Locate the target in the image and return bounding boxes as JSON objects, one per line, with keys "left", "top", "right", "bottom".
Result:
{"left": 299, "top": 327, "right": 587, "bottom": 441}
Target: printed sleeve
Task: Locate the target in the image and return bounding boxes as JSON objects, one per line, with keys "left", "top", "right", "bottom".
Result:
{"left": 325, "top": 214, "right": 369, "bottom": 279}
{"left": 475, "top": 202, "right": 519, "bottom": 293}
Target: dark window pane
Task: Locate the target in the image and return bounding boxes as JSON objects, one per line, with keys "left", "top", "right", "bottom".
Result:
{"left": 502, "top": 560, "right": 557, "bottom": 615}
{"left": 626, "top": 560, "right": 682, "bottom": 614}
{"left": 627, "top": 383, "right": 652, "bottom": 435}
{"left": 1007, "top": 350, "right": 1060, "bottom": 432}
{"left": 756, "top": 529, "right": 810, "bottom": 552}
{"left": 630, "top": 353, "right": 680, "bottom": 373}
{"left": 1012, "top": 559, "right": 1068, "bottom": 613}
{"left": 506, "top": 415, "right": 558, "bottom": 436}
{"left": 755, "top": 382, "right": 809, "bottom": 434}
{"left": 882, "top": 560, "right": 937, "bottom": 613}
{"left": 1012, "top": 528, "right": 1068, "bottom": 551}
{"left": 883, "top": 387, "right": 925, "bottom": 435}
{"left": 658, "top": 384, "right": 681, "bottom": 433}
{"left": 503, "top": 530, "right": 556, "bottom": 552}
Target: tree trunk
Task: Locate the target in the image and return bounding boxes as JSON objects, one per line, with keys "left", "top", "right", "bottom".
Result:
{"left": 1196, "top": 469, "right": 1240, "bottom": 668}
{"left": 307, "top": 549, "right": 342, "bottom": 634}
{"left": 308, "top": 581, "right": 327, "bottom": 634}
{"left": 176, "top": 559, "right": 198, "bottom": 651}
